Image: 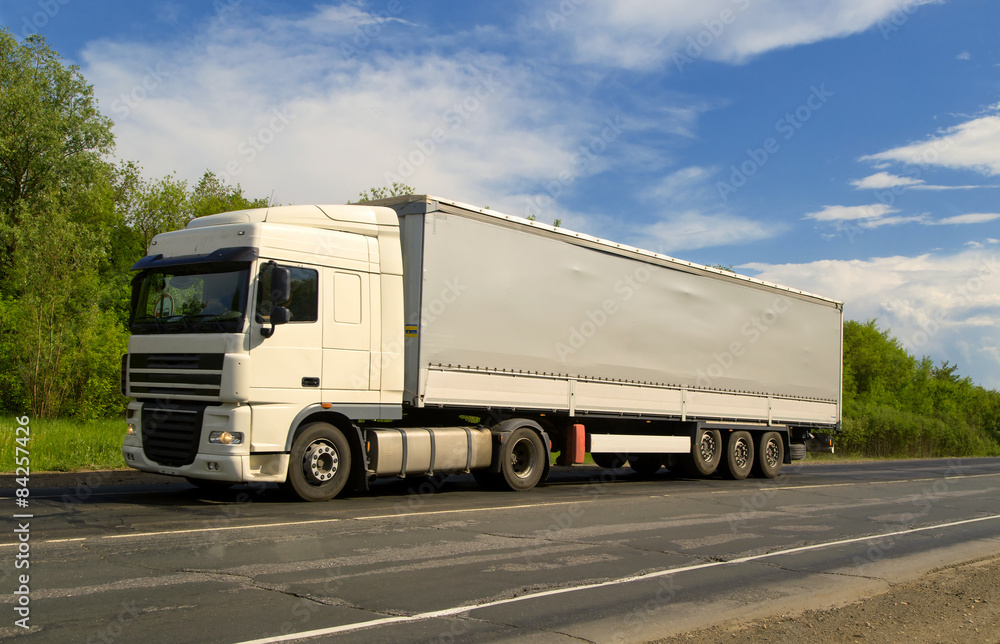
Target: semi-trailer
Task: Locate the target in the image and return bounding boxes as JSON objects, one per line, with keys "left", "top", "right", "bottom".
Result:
{"left": 122, "top": 194, "right": 842, "bottom": 501}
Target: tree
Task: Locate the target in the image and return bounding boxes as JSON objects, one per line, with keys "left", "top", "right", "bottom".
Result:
{"left": 190, "top": 171, "right": 270, "bottom": 219}
{"left": 0, "top": 30, "right": 124, "bottom": 417}
{"left": 354, "top": 182, "right": 414, "bottom": 203}
{"left": 0, "top": 30, "right": 114, "bottom": 277}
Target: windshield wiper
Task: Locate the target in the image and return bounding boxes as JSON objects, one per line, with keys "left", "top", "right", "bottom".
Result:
{"left": 134, "top": 316, "right": 166, "bottom": 333}
{"left": 187, "top": 314, "right": 231, "bottom": 332}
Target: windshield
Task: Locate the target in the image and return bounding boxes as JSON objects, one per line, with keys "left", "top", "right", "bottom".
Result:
{"left": 130, "top": 262, "right": 251, "bottom": 334}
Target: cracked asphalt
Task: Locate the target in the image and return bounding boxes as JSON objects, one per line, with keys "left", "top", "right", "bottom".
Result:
{"left": 1, "top": 458, "right": 999, "bottom": 643}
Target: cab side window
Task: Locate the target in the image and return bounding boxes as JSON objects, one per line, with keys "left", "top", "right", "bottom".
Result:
{"left": 256, "top": 263, "right": 318, "bottom": 323}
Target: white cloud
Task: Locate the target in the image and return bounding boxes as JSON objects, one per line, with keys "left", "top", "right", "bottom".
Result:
{"left": 860, "top": 214, "right": 929, "bottom": 228}
{"left": 850, "top": 172, "right": 924, "bottom": 189}
{"left": 642, "top": 210, "right": 780, "bottom": 252}
{"left": 861, "top": 114, "right": 1000, "bottom": 176}
{"left": 936, "top": 213, "right": 1000, "bottom": 225}
{"left": 545, "top": 0, "right": 940, "bottom": 70}
{"left": 82, "top": 5, "right": 654, "bottom": 214}
{"left": 966, "top": 238, "right": 1000, "bottom": 249}
{"left": 957, "top": 51, "right": 971, "bottom": 60}
{"left": 648, "top": 166, "right": 717, "bottom": 201}
{"left": 804, "top": 204, "right": 898, "bottom": 222}
{"left": 804, "top": 204, "right": 1000, "bottom": 230}
{"left": 741, "top": 248, "right": 1000, "bottom": 389}
{"left": 628, "top": 165, "right": 785, "bottom": 251}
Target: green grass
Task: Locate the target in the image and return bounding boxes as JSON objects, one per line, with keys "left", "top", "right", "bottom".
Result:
{"left": 549, "top": 450, "right": 596, "bottom": 466}
{"left": 0, "top": 416, "right": 127, "bottom": 473}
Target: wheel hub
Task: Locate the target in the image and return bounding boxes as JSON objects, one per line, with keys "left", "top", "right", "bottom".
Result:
{"left": 699, "top": 433, "right": 717, "bottom": 461}
{"left": 510, "top": 438, "right": 536, "bottom": 479}
{"left": 304, "top": 442, "right": 339, "bottom": 483}
{"left": 733, "top": 439, "right": 750, "bottom": 469}
{"left": 765, "top": 439, "right": 780, "bottom": 467}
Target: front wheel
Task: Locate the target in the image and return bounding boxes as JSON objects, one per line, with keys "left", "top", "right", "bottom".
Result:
{"left": 283, "top": 423, "right": 352, "bottom": 501}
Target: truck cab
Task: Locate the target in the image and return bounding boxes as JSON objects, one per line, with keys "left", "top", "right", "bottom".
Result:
{"left": 122, "top": 205, "right": 404, "bottom": 495}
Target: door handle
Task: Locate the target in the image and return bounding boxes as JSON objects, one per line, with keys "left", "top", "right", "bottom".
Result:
{"left": 302, "top": 377, "right": 320, "bottom": 387}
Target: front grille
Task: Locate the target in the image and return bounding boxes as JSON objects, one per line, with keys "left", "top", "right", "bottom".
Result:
{"left": 129, "top": 353, "right": 224, "bottom": 399}
{"left": 131, "top": 353, "right": 224, "bottom": 370}
{"left": 141, "top": 403, "right": 206, "bottom": 467}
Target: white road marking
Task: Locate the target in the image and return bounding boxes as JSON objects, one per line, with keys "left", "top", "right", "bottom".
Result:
{"left": 4, "top": 472, "right": 997, "bottom": 548}
{"left": 101, "top": 518, "right": 344, "bottom": 539}
{"left": 232, "top": 513, "right": 1000, "bottom": 644}
{"left": 0, "top": 499, "right": 590, "bottom": 547}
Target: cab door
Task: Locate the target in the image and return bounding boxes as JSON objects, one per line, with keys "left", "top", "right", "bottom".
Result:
{"left": 249, "top": 262, "right": 323, "bottom": 404}
{"left": 322, "top": 267, "right": 376, "bottom": 405}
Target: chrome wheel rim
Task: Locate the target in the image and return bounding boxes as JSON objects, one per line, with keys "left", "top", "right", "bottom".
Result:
{"left": 699, "top": 432, "right": 717, "bottom": 462}
{"left": 304, "top": 442, "right": 339, "bottom": 484}
{"left": 733, "top": 438, "right": 750, "bottom": 469}
{"left": 765, "top": 438, "right": 780, "bottom": 468}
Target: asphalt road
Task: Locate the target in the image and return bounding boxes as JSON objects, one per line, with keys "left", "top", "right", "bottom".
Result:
{"left": 3, "top": 458, "right": 1000, "bottom": 644}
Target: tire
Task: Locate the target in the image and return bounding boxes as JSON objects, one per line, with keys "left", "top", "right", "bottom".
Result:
{"left": 789, "top": 442, "right": 807, "bottom": 461}
{"left": 679, "top": 428, "right": 722, "bottom": 476}
{"left": 498, "top": 427, "right": 546, "bottom": 491}
{"left": 592, "top": 452, "right": 627, "bottom": 469}
{"left": 628, "top": 454, "right": 662, "bottom": 477}
{"left": 283, "top": 422, "right": 352, "bottom": 501}
{"left": 719, "top": 431, "right": 754, "bottom": 480}
{"left": 753, "top": 431, "right": 784, "bottom": 479}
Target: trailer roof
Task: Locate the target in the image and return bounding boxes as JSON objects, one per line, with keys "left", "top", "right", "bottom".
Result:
{"left": 365, "top": 194, "right": 843, "bottom": 308}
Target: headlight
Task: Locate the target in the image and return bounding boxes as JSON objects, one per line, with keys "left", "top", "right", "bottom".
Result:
{"left": 126, "top": 423, "right": 136, "bottom": 436}
{"left": 209, "top": 431, "right": 243, "bottom": 445}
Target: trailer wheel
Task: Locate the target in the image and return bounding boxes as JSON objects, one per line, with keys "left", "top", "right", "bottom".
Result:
{"left": 720, "top": 431, "right": 754, "bottom": 480}
{"left": 283, "top": 423, "right": 352, "bottom": 501}
{"left": 498, "top": 427, "right": 545, "bottom": 491}
{"left": 753, "top": 432, "right": 784, "bottom": 479}
{"left": 592, "top": 452, "right": 627, "bottom": 469}
{"left": 680, "top": 428, "right": 722, "bottom": 476}
{"left": 628, "top": 455, "right": 662, "bottom": 477}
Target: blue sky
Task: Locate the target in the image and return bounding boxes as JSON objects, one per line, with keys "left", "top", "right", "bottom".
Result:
{"left": 3, "top": 0, "right": 1000, "bottom": 388}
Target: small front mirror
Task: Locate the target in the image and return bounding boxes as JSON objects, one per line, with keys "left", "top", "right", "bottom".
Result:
{"left": 271, "top": 305, "right": 290, "bottom": 325}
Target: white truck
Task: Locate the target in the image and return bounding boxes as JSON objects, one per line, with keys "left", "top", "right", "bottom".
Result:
{"left": 122, "top": 195, "right": 842, "bottom": 501}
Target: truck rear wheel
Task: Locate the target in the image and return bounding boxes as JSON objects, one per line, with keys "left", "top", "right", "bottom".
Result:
{"left": 283, "top": 422, "right": 352, "bottom": 501}
{"left": 754, "top": 432, "right": 784, "bottom": 478}
{"left": 498, "top": 427, "right": 545, "bottom": 491}
{"left": 720, "top": 431, "right": 754, "bottom": 480}
{"left": 680, "top": 428, "right": 722, "bottom": 476}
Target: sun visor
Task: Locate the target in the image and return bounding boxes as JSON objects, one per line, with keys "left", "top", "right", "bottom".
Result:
{"left": 131, "top": 246, "right": 259, "bottom": 271}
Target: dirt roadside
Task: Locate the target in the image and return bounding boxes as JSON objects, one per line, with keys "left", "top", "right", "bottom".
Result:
{"left": 651, "top": 555, "right": 1000, "bottom": 644}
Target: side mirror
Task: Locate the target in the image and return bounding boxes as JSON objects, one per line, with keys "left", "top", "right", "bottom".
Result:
{"left": 271, "top": 306, "right": 290, "bottom": 325}
{"left": 270, "top": 266, "right": 291, "bottom": 305}
{"left": 260, "top": 264, "right": 292, "bottom": 338}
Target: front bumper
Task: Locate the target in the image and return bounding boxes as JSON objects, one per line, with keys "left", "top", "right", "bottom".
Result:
{"left": 123, "top": 401, "right": 290, "bottom": 483}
